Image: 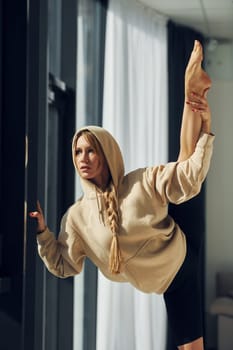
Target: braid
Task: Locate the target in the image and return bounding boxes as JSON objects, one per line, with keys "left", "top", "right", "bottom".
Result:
{"left": 103, "top": 183, "right": 122, "bottom": 274}
{"left": 103, "top": 184, "right": 119, "bottom": 234}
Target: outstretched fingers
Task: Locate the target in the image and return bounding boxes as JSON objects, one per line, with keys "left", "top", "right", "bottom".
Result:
{"left": 29, "top": 200, "right": 43, "bottom": 218}
{"left": 37, "top": 200, "right": 43, "bottom": 214}
{"left": 29, "top": 210, "right": 40, "bottom": 218}
{"left": 29, "top": 200, "right": 46, "bottom": 233}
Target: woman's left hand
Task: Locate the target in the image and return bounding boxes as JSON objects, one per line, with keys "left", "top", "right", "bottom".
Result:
{"left": 29, "top": 200, "right": 47, "bottom": 233}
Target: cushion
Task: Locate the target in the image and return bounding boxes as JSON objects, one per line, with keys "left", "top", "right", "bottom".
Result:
{"left": 210, "top": 297, "right": 233, "bottom": 317}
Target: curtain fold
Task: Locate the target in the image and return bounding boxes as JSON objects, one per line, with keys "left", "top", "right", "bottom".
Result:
{"left": 74, "top": 1, "right": 108, "bottom": 349}
{"left": 97, "top": 1, "right": 168, "bottom": 349}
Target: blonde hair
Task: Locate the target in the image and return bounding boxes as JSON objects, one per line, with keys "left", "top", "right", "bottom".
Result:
{"left": 103, "top": 183, "right": 122, "bottom": 273}
{"left": 75, "top": 129, "right": 122, "bottom": 273}
{"left": 103, "top": 184, "right": 119, "bottom": 232}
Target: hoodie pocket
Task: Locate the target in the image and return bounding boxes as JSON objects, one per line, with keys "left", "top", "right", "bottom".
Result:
{"left": 123, "top": 236, "right": 171, "bottom": 293}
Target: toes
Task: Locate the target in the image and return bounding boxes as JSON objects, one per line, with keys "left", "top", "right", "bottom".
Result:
{"left": 188, "top": 40, "right": 203, "bottom": 67}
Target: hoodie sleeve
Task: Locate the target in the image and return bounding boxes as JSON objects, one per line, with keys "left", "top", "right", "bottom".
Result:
{"left": 150, "top": 132, "right": 214, "bottom": 205}
{"left": 37, "top": 214, "right": 86, "bottom": 278}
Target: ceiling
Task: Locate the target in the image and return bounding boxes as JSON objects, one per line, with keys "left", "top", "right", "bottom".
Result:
{"left": 138, "top": 0, "right": 233, "bottom": 41}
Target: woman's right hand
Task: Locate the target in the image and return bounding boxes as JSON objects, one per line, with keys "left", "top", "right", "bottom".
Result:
{"left": 186, "top": 92, "right": 211, "bottom": 134}
{"left": 29, "top": 200, "right": 46, "bottom": 233}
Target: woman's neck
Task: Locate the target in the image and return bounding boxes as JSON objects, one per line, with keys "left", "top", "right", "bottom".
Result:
{"left": 91, "top": 173, "right": 111, "bottom": 192}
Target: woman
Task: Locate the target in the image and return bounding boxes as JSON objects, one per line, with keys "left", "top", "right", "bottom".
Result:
{"left": 30, "top": 41, "right": 214, "bottom": 349}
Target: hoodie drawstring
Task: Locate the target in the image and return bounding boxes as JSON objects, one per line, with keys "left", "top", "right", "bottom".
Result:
{"left": 95, "top": 188, "right": 105, "bottom": 225}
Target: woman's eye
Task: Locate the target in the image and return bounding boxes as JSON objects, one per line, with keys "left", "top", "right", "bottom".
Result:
{"left": 88, "top": 148, "right": 94, "bottom": 154}
{"left": 75, "top": 149, "right": 82, "bottom": 156}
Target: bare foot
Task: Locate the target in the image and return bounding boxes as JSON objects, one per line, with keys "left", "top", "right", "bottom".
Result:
{"left": 185, "top": 40, "right": 211, "bottom": 98}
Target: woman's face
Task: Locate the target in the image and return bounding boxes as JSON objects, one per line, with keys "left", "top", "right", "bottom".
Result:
{"left": 75, "top": 134, "right": 109, "bottom": 188}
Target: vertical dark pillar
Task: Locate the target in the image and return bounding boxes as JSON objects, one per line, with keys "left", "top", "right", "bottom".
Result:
{"left": 23, "top": 0, "right": 48, "bottom": 349}
{"left": 0, "top": 1, "right": 27, "bottom": 349}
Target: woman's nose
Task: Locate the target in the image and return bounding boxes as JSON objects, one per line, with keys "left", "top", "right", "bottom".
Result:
{"left": 81, "top": 152, "right": 89, "bottom": 163}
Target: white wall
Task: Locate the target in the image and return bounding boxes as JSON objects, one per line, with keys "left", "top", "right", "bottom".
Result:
{"left": 205, "top": 41, "right": 233, "bottom": 348}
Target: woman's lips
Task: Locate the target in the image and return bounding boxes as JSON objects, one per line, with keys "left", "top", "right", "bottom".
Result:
{"left": 80, "top": 166, "right": 90, "bottom": 171}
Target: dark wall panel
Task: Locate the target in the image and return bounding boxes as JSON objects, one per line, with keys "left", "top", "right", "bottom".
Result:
{"left": 0, "top": 0, "right": 27, "bottom": 322}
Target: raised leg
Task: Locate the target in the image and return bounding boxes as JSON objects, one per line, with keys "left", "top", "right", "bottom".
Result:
{"left": 185, "top": 40, "right": 211, "bottom": 98}
{"left": 178, "top": 336, "right": 204, "bottom": 350}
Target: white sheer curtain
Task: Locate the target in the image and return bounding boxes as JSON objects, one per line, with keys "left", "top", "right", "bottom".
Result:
{"left": 97, "top": 1, "right": 168, "bottom": 349}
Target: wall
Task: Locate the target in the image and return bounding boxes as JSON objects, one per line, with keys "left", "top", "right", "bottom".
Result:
{"left": 205, "top": 41, "right": 233, "bottom": 348}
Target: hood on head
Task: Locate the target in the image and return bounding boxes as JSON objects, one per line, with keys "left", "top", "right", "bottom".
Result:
{"left": 72, "top": 125, "right": 125, "bottom": 189}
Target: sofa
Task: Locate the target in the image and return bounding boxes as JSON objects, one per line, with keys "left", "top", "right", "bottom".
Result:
{"left": 210, "top": 272, "right": 233, "bottom": 350}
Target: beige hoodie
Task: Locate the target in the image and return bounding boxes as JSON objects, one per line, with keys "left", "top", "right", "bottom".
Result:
{"left": 37, "top": 126, "right": 214, "bottom": 294}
